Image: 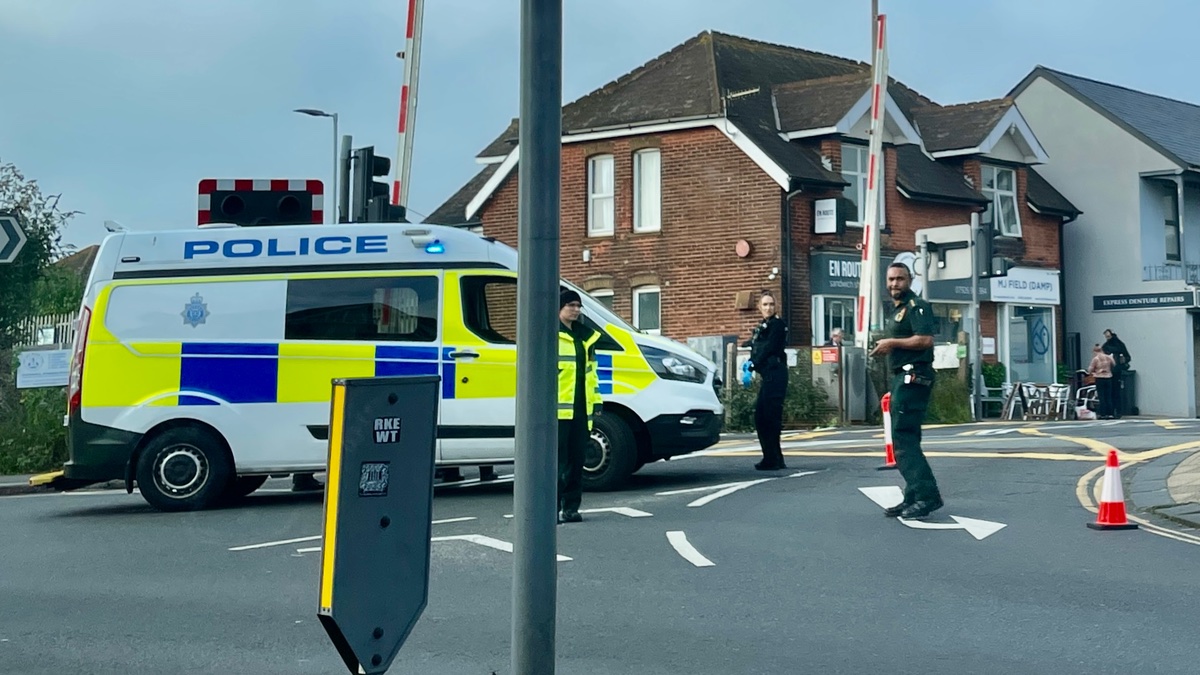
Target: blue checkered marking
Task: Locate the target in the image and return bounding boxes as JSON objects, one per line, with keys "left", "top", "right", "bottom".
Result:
{"left": 375, "top": 345, "right": 439, "bottom": 378}
{"left": 596, "top": 353, "right": 613, "bottom": 395}
{"left": 180, "top": 343, "right": 278, "bottom": 405}
{"left": 440, "top": 348, "right": 457, "bottom": 400}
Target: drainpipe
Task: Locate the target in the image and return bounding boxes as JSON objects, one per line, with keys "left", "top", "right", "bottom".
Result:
{"left": 1172, "top": 174, "right": 1192, "bottom": 287}
{"left": 781, "top": 181, "right": 804, "bottom": 334}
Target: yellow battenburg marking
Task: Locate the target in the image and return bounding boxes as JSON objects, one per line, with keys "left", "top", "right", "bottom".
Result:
{"left": 456, "top": 347, "right": 517, "bottom": 399}
{"left": 319, "top": 383, "right": 346, "bottom": 612}
{"left": 83, "top": 341, "right": 183, "bottom": 408}
{"left": 277, "top": 343, "right": 375, "bottom": 404}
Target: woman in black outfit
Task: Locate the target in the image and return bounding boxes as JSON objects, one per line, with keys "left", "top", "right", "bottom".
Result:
{"left": 745, "top": 292, "right": 789, "bottom": 470}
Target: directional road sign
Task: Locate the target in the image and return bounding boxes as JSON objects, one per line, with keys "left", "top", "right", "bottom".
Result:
{"left": 0, "top": 210, "right": 28, "bottom": 264}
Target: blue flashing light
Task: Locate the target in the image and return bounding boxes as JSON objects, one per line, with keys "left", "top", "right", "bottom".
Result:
{"left": 424, "top": 240, "right": 445, "bottom": 254}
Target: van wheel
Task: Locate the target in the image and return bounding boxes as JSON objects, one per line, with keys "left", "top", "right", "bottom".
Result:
{"left": 135, "top": 427, "right": 232, "bottom": 512}
{"left": 583, "top": 412, "right": 637, "bottom": 492}
{"left": 222, "top": 475, "right": 268, "bottom": 502}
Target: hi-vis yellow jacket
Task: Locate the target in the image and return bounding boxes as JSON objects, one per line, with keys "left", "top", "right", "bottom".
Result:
{"left": 558, "top": 322, "right": 603, "bottom": 428}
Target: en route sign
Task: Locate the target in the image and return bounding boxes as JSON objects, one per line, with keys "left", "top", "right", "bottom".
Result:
{"left": 0, "top": 210, "right": 28, "bottom": 264}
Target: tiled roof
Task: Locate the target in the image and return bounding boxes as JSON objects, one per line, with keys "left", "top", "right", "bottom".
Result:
{"left": 772, "top": 73, "right": 933, "bottom": 134}
{"left": 1013, "top": 66, "right": 1200, "bottom": 168}
{"left": 53, "top": 244, "right": 99, "bottom": 278}
{"left": 1025, "top": 166, "right": 1081, "bottom": 218}
{"left": 434, "top": 31, "right": 1075, "bottom": 222}
{"left": 894, "top": 144, "right": 988, "bottom": 205}
{"left": 476, "top": 118, "right": 518, "bottom": 159}
{"left": 426, "top": 163, "right": 500, "bottom": 225}
{"left": 914, "top": 99, "right": 1013, "bottom": 153}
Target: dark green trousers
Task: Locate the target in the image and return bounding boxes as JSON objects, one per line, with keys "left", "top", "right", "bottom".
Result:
{"left": 890, "top": 371, "right": 941, "bottom": 503}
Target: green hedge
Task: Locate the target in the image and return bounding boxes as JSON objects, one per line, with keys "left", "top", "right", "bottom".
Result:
{"left": 0, "top": 354, "right": 68, "bottom": 474}
{"left": 723, "top": 365, "right": 835, "bottom": 432}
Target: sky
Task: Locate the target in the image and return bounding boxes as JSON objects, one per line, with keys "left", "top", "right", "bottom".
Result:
{"left": 1, "top": 0, "right": 1196, "bottom": 254}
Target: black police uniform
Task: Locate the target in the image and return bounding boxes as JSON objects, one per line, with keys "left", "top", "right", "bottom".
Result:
{"left": 745, "top": 314, "right": 789, "bottom": 470}
{"left": 884, "top": 289, "right": 943, "bottom": 516}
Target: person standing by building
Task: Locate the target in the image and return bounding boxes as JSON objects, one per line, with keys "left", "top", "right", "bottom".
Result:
{"left": 557, "top": 289, "right": 602, "bottom": 524}
{"left": 744, "top": 292, "right": 789, "bottom": 471}
{"left": 1088, "top": 343, "right": 1116, "bottom": 419}
{"left": 826, "top": 327, "right": 845, "bottom": 347}
{"left": 870, "top": 262, "right": 943, "bottom": 519}
{"left": 1102, "top": 329, "right": 1132, "bottom": 418}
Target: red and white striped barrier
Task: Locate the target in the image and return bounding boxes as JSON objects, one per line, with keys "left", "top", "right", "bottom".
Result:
{"left": 878, "top": 392, "right": 896, "bottom": 470}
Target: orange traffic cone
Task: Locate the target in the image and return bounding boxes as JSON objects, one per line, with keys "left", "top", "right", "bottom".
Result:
{"left": 1087, "top": 450, "right": 1138, "bottom": 530}
{"left": 877, "top": 392, "right": 897, "bottom": 471}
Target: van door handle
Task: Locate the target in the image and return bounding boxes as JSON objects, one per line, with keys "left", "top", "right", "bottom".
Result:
{"left": 449, "top": 350, "right": 479, "bottom": 359}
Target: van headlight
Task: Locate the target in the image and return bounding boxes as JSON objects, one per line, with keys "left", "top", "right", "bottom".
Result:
{"left": 643, "top": 346, "right": 708, "bottom": 384}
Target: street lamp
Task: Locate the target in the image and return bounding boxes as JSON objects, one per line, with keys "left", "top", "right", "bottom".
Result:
{"left": 294, "top": 108, "right": 339, "bottom": 224}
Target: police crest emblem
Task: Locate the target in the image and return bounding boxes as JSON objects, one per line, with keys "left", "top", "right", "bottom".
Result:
{"left": 181, "top": 293, "right": 210, "bottom": 327}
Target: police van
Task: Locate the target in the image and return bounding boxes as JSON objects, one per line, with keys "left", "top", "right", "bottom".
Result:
{"left": 60, "top": 222, "right": 723, "bottom": 511}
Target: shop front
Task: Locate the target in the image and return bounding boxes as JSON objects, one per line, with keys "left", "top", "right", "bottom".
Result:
{"left": 810, "top": 252, "right": 1061, "bottom": 383}
{"left": 811, "top": 251, "right": 975, "bottom": 348}
{"left": 991, "top": 267, "right": 1060, "bottom": 385}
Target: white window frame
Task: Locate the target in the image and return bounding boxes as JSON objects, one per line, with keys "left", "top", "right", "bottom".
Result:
{"left": 633, "top": 148, "right": 662, "bottom": 233}
{"left": 1164, "top": 193, "right": 1182, "bottom": 262}
{"left": 632, "top": 285, "right": 661, "bottom": 335}
{"left": 587, "top": 154, "right": 614, "bottom": 237}
{"left": 841, "top": 143, "right": 868, "bottom": 227}
{"left": 982, "top": 164, "right": 1021, "bottom": 237}
{"left": 591, "top": 289, "right": 614, "bottom": 310}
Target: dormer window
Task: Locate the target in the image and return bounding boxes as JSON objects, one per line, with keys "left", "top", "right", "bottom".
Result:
{"left": 982, "top": 165, "right": 1021, "bottom": 237}
{"left": 841, "top": 143, "right": 869, "bottom": 226}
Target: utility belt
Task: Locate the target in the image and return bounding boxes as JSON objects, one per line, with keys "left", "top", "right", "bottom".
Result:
{"left": 893, "top": 363, "right": 933, "bottom": 387}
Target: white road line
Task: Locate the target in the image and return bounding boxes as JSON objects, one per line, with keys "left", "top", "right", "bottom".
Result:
{"left": 296, "top": 546, "right": 321, "bottom": 554}
{"left": 666, "top": 531, "right": 714, "bottom": 567}
{"left": 229, "top": 535, "right": 321, "bottom": 552}
{"left": 230, "top": 517, "right": 475, "bottom": 552}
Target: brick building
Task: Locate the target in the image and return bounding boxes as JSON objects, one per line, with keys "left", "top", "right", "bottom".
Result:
{"left": 431, "top": 32, "right": 1080, "bottom": 385}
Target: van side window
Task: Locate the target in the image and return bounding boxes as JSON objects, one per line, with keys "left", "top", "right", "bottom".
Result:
{"left": 285, "top": 276, "right": 438, "bottom": 342}
{"left": 459, "top": 275, "right": 622, "bottom": 351}
{"left": 460, "top": 276, "right": 517, "bottom": 344}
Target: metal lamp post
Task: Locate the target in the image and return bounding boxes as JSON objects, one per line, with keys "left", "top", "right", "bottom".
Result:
{"left": 294, "top": 108, "right": 339, "bottom": 224}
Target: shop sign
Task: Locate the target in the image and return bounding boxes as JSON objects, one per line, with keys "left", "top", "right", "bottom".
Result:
{"left": 990, "top": 267, "right": 1060, "bottom": 305}
{"left": 1092, "top": 291, "right": 1197, "bottom": 311}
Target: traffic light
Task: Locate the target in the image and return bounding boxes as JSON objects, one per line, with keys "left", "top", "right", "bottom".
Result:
{"left": 348, "top": 145, "right": 398, "bottom": 222}
{"left": 198, "top": 179, "right": 324, "bottom": 226}
{"left": 977, "top": 217, "right": 1015, "bottom": 278}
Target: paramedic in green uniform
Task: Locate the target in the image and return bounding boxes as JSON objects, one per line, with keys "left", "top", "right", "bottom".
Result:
{"left": 869, "top": 262, "right": 944, "bottom": 519}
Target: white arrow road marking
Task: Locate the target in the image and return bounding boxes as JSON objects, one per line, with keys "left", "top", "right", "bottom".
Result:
{"left": 230, "top": 517, "right": 477, "bottom": 552}
{"left": 858, "top": 486, "right": 1007, "bottom": 540}
{"left": 504, "top": 507, "right": 652, "bottom": 519}
{"left": 658, "top": 471, "right": 819, "bottom": 507}
{"left": 433, "top": 534, "right": 571, "bottom": 562}
{"left": 666, "top": 531, "right": 714, "bottom": 567}
{"left": 579, "top": 507, "right": 653, "bottom": 518}
{"left": 292, "top": 534, "right": 573, "bottom": 561}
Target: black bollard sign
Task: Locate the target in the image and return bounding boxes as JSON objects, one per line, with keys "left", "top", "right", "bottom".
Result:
{"left": 318, "top": 375, "right": 440, "bottom": 675}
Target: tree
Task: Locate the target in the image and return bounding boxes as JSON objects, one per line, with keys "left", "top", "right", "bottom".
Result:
{"left": 0, "top": 160, "right": 79, "bottom": 350}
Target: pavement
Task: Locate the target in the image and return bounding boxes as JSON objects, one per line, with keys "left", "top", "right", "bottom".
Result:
{"left": 1128, "top": 441, "right": 1200, "bottom": 529}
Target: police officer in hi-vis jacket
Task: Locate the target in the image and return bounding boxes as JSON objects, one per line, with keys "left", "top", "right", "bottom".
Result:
{"left": 557, "top": 289, "right": 602, "bottom": 524}
{"left": 869, "top": 262, "right": 944, "bottom": 519}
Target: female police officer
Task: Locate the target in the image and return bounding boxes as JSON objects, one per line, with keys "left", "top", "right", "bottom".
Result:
{"left": 745, "top": 291, "right": 789, "bottom": 470}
